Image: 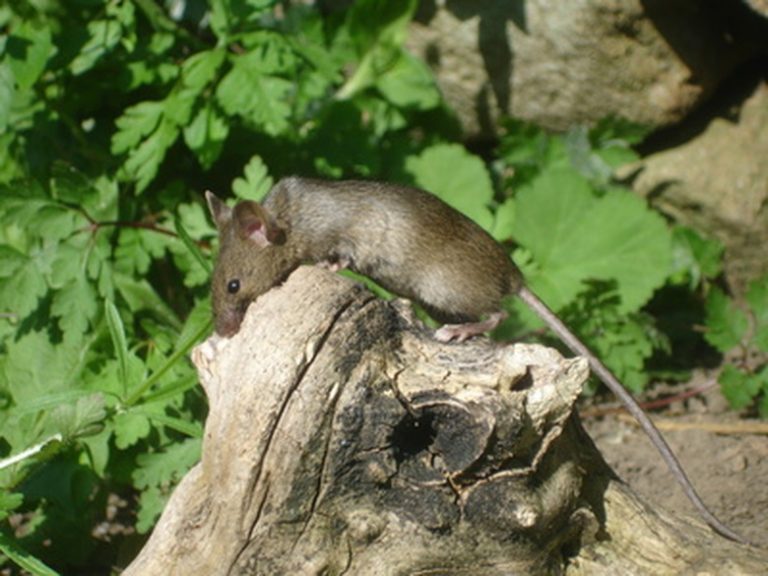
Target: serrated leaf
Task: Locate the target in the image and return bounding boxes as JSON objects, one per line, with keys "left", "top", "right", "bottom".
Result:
{"left": 670, "top": 226, "right": 724, "bottom": 287}
{"left": 113, "top": 411, "right": 151, "bottom": 449}
{"left": 70, "top": 19, "right": 123, "bottom": 75}
{"left": 174, "top": 209, "right": 211, "bottom": 276}
{"left": 180, "top": 49, "right": 226, "bottom": 93}
{"left": 49, "top": 393, "right": 107, "bottom": 440}
{"left": 135, "top": 484, "right": 166, "bottom": 533}
{"left": 183, "top": 102, "right": 229, "bottom": 169}
{"left": 114, "top": 228, "right": 154, "bottom": 276}
{"left": 718, "top": 364, "right": 761, "bottom": 410}
{"left": 375, "top": 51, "right": 440, "bottom": 110}
{"left": 177, "top": 201, "right": 216, "bottom": 239}
{"left": 746, "top": 274, "right": 768, "bottom": 352}
{"left": 133, "top": 437, "right": 201, "bottom": 489}
{"left": 51, "top": 274, "right": 98, "bottom": 337}
{"left": 0, "top": 246, "right": 47, "bottom": 321}
{"left": 511, "top": 169, "right": 671, "bottom": 312}
{"left": 0, "top": 331, "right": 82, "bottom": 404}
{"left": 405, "top": 143, "right": 494, "bottom": 230}
{"left": 114, "top": 274, "right": 181, "bottom": 329}
{"left": 215, "top": 53, "right": 292, "bottom": 135}
{"left": 132, "top": 437, "right": 201, "bottom": 532}
{"left": 704, "top": 288, "right": 748, "bottom": 352}
{"left": 123, "top": 118, "right": 179, "bottom": 192}
{"left": 168, "top": 236, "right": 210, "bottom": 288}
{"left": 347, "top": 0, "right": 416, "bottom": 54}
{"left": 6, "top": 21, "right": 54, "bottom": 90}
{"left": 112, "top": 100, "right": 164, "bottom": 154}
{"left": 232, "top": 155, "right": 274, "bottom": 201}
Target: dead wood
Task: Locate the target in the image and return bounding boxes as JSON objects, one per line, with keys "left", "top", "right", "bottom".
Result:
{"left": 124, "top": 267, "right": 767, "bottom": 575}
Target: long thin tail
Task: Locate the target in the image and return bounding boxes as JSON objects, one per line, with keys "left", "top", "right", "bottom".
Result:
{"left": 518, "top": 285, "right": 746, "bottom": 543}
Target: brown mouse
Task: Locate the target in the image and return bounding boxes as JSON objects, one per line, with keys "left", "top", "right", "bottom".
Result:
{"left": 206, "top": 176, "right": 744, "bottom": 542}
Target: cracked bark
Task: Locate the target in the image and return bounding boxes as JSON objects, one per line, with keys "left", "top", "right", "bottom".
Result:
{"left": 123, "top": 267, "right": 766, "bottom": 575}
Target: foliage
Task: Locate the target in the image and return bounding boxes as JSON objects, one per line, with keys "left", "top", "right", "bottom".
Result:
{"left": 0, "top": 0, "right": 757, "bottom": 573}
{"left": 705, "top": 275, "right": 768, "bottom": 416}
{"left": 491, "top": 119, "right": 671, "bottom": 392}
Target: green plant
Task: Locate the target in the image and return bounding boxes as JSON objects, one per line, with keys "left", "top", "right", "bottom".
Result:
{"left": 485, "top": 119, "right": 670, "bottom": 392}
{"left": 705, "top": 274, "right": 768, "bottom": 416}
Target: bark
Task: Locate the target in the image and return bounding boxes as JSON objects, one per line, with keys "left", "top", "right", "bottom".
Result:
{"left": 124, "top": 267, "right": 767, "bottom": 575}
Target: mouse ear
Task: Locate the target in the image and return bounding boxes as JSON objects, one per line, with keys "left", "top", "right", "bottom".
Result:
{"left": 232, "top": 201, "right": 284, "bottom": 247}
{"left": 205, "top": 191, "right": 231, "bottom": 230}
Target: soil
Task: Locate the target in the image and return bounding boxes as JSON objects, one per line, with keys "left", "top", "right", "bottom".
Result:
{"left": 582, "top": 370, "right": 768, "bottom": 547}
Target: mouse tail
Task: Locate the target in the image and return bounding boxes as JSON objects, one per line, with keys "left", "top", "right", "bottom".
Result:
{"left": 517, "top": 285, "right": 748, "bottom": 544}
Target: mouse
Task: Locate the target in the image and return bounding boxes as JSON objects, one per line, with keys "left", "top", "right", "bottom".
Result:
{"left": 205, "top": 176, "right": 745, "bottom": 543}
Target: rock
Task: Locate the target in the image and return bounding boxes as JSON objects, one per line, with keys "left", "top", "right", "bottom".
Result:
{"left": 404, "top": 0, "right": 763, "bottom": 137}
{"left": 633, "top": 78, "right": 768, "bottom": 291}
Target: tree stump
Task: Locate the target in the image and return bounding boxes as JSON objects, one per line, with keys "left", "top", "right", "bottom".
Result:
{"left": 124, "top": 267, "right": 766, "bottom": 575}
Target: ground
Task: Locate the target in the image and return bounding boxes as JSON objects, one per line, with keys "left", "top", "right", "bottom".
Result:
{"left": 583, "top": 371, "right": 768, "bottom": 547}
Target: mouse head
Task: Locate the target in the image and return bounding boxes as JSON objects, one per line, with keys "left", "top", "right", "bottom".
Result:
{"left": 206, "top": 191, "right": 289, "bottom": 337}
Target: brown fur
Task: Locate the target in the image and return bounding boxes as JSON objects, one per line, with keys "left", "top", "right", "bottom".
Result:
{"left": 207, "top": 177, "right": 522, "bottom": 335}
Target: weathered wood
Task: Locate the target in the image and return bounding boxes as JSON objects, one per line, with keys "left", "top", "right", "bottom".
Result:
{"left": 124, "top": 267, "right": 766, "bottom": 575}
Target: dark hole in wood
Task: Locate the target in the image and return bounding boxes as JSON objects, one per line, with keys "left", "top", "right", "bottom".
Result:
{"left": 390, "top": 412, "right": 437, "bottom": 463}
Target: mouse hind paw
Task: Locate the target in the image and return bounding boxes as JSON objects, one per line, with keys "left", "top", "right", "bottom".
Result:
{"left": 434, "top": 311, "right": 507, "bottom": 343}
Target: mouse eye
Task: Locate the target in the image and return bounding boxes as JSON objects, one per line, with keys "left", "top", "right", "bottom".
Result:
{"left": 227, "top": 279, "right": 241, "bottom": 294}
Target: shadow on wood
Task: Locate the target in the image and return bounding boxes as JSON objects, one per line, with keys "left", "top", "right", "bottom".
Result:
{"left": 124, "top": 267, "right": 766, "bottom": 575}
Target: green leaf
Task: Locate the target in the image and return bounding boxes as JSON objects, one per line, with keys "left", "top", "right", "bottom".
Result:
{"left": 511, "top": 169, "right": 671, "bottom": 312}
{"left": 51, "top": 274, "right": 98, "bottom": 337}
{"left": 718, "top": 364, "right": 762, "bottom": 410}
{"left": 174, "top": 210, "right": 211, "bottom": 276}
{"left": 347, "top": 0, "right": 417, "bottom": 55}
{"left": 114, "top": 274, "right": 181, "bottom": 329}
{"left": 498, "top": 120, "right": 571, "bottom": 186}
{"left": 122, "top": 118, "right": 179, "bottom": 193}
{"left": 232, "top": 155, "right": 274, "bottom": 201}
{"left": 180, "top": 49, "right": 226, "bottom": 94}
{"left": 183, "top": 102, "right": 229, "bottom": 169}
{"left": 0, "top": 245, "right": 46, "bottom": 321}
{"left": 49, "top": 393, "right": 107, "bottom": 440}
{"left": 133, "top": 438, "right": 201, "bottom": 490}
{"left": 70, "top": 19, "right": 123, "bottom": 75}
{"left": 0, "top": 62, "right": 14, "bottom": 132}
{"left": 133, "top": 438, "right": 201, "bottom": 532}
{"left": 0, "top": 531, "right": 61, "bottom": 576}
{"left": 0, "top": 491, "right": 24, "bottom": 520}
{"left": 216, "top": 52, "right": 293, "bottom": 135}
{"left": 405, "top": 143, "right": 494, "bottom": 230}
{"left": 135, "top": 484, "right": 166, "bottom": 533}
{"left": 491, "top": 198, "right": 516, "bottom": 242}
{"left": 746, "top": 274, "right": 768, "bottom": 352}
{"left": 105, "top": 300, "right": 129, "bottom": 396}
{"left": 704, "top": 288, "right": 748, "bottom": 352}
{"left": 375, "top": 51, "right": 440, "bottom": 110}
{"left": 112, "top": 101, "right": 164, "bottom": 154}
{"left": 669, "top": 226, "right": 724, "bottom": 288}
{"left": 113, "top": 411, "right": 151, "bottom": 449}
{"left": 0, "top": 331, "right": 83, "bottom": 405}
{"left": 6, "top": 21, "right": 54, "bottom": 90}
